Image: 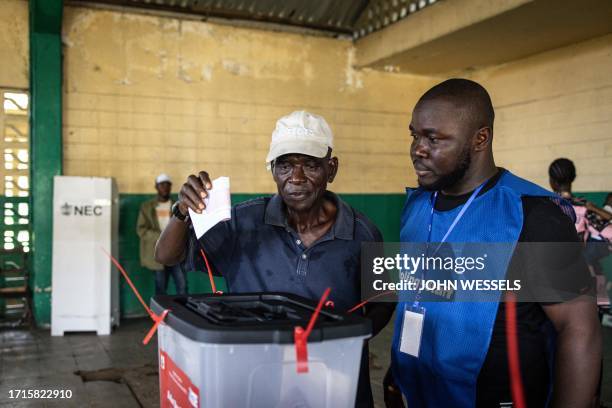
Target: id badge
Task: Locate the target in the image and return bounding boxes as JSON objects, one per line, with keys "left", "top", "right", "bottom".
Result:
{"left": 399, "top": 306, "right": 425, "bottom": 357}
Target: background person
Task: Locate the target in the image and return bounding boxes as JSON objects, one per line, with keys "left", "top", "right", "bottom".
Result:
{"left": 137, "top": 173, "right": 188, "bottom": 295}
{"left": 549, "top": 158, "right": 612, "bottom": 263}
{"left": 549, "top": 158, "right": 612, "bottom": 234}
{"left": 549, "top": 158, "right": 612, "bottom": 330}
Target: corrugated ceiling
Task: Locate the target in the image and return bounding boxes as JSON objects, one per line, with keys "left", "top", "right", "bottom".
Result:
{"left": 70, "top": 0, "right": 439, "bottom": 37}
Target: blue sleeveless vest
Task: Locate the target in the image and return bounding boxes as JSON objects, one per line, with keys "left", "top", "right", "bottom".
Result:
{"left": 391, "top": 170, "right": 571, "bottom": 408}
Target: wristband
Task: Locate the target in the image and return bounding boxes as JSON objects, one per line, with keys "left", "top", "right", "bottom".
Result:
{"left": 172, "top": 201, "right": 188, "bottom": 222}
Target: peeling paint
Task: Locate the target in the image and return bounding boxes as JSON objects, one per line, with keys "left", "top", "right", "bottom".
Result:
{"left": 181, "top": 20, "right": 215, "bottom": 37}
{"left": 157, "top": 17, "right": 181, "bottom": 32}
{"left": 0, "top": 0, "right": 30, "bottom": 87}
{"left": 116, "top": 77, "right": 132, "bottom": 85}
{"left": 177, "top": 56, "right": 194, "bottom": 82}
{"left": 344, "top": 47, "right": 364, "bottom": 90}
{"left": 384, "top": 65, "right": 401, "bottom": 73}
{"left": 157, "top": 50, "right": 168, "bottom": 79}
{"left": 62, "top": 36, "right": 75, "bottom": 48}
{"left": 160, "top": 18, "right": 180, "bottom": 31}
{"left": 178, "top": 68, "right": 193, "bottom": 82}
{"left": 201, "top": 64, "right": 213, "bottom": 81}
{"left": 34, "top": 286, "right": 52, "bottom": 293}
{"left": 222, "top": 59, "right": 250, "bottom": 76}
{"left": 68, "top": 8, "right": 98, "bottom": 33}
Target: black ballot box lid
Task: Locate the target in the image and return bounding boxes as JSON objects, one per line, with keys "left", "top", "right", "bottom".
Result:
{"left": 151, "top": 292, "right": 372, "bottom": 344}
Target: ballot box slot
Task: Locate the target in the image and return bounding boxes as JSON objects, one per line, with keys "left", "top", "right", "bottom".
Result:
{"left": 185, "top": 297, "right": 337, "bottom": 325}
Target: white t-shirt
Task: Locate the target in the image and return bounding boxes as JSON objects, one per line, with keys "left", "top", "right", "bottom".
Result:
{"left": 156, "top": 200, "right": 172, "bottom": 231}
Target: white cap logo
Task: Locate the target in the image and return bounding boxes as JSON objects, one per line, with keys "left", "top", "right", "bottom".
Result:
{"left": 265, "top": 110, "right": 334, "bottom": 169}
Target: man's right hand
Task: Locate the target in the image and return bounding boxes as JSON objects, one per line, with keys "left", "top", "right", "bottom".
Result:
{"left": 178, "top": 171, "right": 213, "bottom": 215}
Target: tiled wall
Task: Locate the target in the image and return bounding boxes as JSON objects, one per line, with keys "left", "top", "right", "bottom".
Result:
{"left": 62, "top": 6, "right": 437, "bottom": 195}
{"left": 472, "top": 34, "right": 612, "bottom": 191}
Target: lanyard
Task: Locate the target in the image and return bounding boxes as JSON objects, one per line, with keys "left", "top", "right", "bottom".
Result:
{"left": 413, "top": 180, "right": 488, "bottom": 309}
{"left": 426, "top": 181, "right": 487, "bottom": 244}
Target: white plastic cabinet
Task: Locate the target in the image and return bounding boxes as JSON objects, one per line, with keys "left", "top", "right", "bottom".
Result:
{"left": 51, "top": 176, "right": 119, "bottom": 335}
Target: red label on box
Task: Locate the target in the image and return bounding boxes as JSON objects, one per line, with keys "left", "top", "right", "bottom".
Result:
{"left": 159, "top": 349, "right": 200, "bottom": 408}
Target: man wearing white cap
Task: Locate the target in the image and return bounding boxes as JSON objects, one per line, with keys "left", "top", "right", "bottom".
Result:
{"left": 137, "top": 174, "right": 188, "bottom": 295}
{"left": 156, "top": 111, "right": 393, "bottom": 407}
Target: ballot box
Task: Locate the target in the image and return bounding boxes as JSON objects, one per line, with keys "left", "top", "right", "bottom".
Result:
{"left": 151, "top": 293, "right": 371, "bottom": 408}
{"left": 51, "top": 176, "right": 119, "bottom": 335}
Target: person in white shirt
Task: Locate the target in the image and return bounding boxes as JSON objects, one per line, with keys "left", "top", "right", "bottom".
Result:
{"left": 137, "top": 174, "right": 188, "bottom": 295}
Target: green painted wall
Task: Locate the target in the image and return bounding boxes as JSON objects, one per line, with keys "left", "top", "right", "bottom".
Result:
{"left": 119, "top": 194, "right": 227, "bottom": 317}
{"left": 116, "top": 191, "right": 612, "bottom": 317}
{"left": 10, "top": 189, "right": 610, "bottom": 320}
{"left": 576, "top": 192, "right": 608, "bottom": 206}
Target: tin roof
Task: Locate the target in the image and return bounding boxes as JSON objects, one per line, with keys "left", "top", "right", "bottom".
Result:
{"left": 70, "top": 0, "right": 439, "bottom": 37}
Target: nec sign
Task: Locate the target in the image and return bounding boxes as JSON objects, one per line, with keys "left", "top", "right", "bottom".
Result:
{"left": 61, "top": 203, "right": 103, "bottom": 216}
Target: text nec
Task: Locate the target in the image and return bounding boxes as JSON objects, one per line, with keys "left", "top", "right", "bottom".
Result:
{"left": 63, "top": 204, "right": 103, "bottom": 216}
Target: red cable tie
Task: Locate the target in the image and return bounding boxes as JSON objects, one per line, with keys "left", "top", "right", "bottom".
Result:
{"left": 294, "top": 326, "right": 308, "bottom": 373}
{"left": 101, "top": 248, "right": 169, "bottom": 344}
{"left": 347, "top": 290, "right": 395, "bottom": 313}
{"left": 200, "top": 249, "right": 222, "bottom": 295}
{"left": 143, "top": 309, "right": 169, "bottom": 345}
{"left": 505, "top": 292, "right": 526, "bottom": 408}
{"left": 294, "top": 287, "right": 331, "bottom": 374}
{"left": 102, "top": 247, "right": 155, "bottom": 319}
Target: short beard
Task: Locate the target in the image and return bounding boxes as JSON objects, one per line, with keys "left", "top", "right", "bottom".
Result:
{"left": 420, "top": 147, "right": 472, "bottom": 192}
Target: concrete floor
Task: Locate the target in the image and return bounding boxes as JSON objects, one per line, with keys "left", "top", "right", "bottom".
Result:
{"left": 0, "top": 317, "right": 610, "bottom": 407}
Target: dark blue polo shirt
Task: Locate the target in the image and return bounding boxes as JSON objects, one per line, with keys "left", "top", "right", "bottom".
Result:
{"left": 183, "top": 191, "right": 382, "bottom": 311}
{"left": 183, "top": 191, "right": 382, "bottom": 407}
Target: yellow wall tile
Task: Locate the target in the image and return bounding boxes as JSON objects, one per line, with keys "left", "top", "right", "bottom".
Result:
{"left": 0, "top": 0, "right": 28, "bottom": 89}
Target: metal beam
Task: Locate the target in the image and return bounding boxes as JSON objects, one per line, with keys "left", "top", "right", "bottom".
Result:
{"left": 29, "top": 0, "right": 63, "bottom": 326}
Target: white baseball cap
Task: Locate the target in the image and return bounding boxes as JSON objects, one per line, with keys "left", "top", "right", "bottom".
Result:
{"left": 155, "top": 173, "right": 172, "bottom": 184}
{"left": 265, "top": 111, "right": 334, "bottom": 169}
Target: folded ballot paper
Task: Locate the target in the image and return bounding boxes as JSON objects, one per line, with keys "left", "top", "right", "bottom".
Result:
{"left": 188, "top": 176, "right": 231, "bottom": 239}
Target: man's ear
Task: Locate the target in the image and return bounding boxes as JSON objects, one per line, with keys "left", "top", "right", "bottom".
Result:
{"left": 327, "top": 157, "right": 339, "bottom": 183}
{"left": 474, "top": 127, "right": 492, "bottom": 152}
